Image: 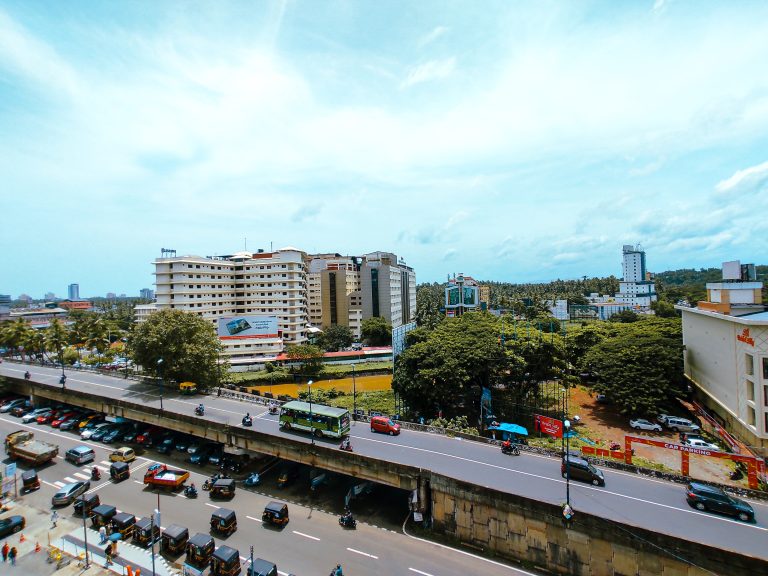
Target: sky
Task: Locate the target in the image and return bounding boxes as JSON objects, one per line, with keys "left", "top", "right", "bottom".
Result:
{"left": 2, "top": 0, "right": 768, "bottom": 298}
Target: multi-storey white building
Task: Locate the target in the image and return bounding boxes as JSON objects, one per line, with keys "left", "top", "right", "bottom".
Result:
{"left": 615, "top": 244, "right": 657, "bottom": 307}
{"left": 360, "top": 251, "right": 416, "bottom": 328}
{"left": 153, "top": 248, "right": 309, "bottom": 365}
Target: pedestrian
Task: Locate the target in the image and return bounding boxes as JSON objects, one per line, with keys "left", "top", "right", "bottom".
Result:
{"left": 8, "top": 546, "right": 17, "bottom": 566}
{"left": 99, "top": 525, "right": 107, "bottom": 544}
{"left": 51, "top": 509, "right": 59, "bottom": 528}
{"left": 2, "top": 541, "right": 9, "bottom": 562}
{"left": 104, "top": 543, "right": 113, "bottom": 566}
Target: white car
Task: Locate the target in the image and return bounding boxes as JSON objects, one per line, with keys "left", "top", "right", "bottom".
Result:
{"left": 683, "top": 438, "right": 720, "bottom": 451}
{"left": 81, "top": 422, "right": 111, "bottom": 440}
{"left": 21, "top": 407, "right": 52, "bottom": 424}
{"left": 630, "top": 418, "right": 663, "bottom": 432}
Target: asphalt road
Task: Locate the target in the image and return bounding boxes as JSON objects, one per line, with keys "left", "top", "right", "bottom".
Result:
{"left": 3, "top": 362, "right": 768, "bottom": 562}
{"left": 0, "top": 410, "right": 539, "bottom": 576}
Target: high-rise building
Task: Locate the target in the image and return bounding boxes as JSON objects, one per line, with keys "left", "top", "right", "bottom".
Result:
{"left": 445, "top": 274, "right": 480, "bottom": 317}
{"left": 0, "top": 294, "right": 10, "bottom": 322}
{"left": 106, "top": 292, "right": 116, "bottom": 299}
{"left": 68, "top": 283, "right": 80, "bottom": 301}
{"left": 615, "top": 245, "right": 657, "bottom": 307}
{"left": 308, "top": 254, "right": 363, "bottom": 338}
{"left": 45, "top": 292, "right": 56, "bottom": 301}
{"left": 360, "top": 251, "right": 416, "bottom": 328}
{"left": 140, "top": 288, "right": 155, "bottom": 300}
{"left": 153, "top": 247, "right": 309, "bottom": 365}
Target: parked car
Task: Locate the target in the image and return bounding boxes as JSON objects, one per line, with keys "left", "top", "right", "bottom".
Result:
{"left": 60, "top": 413, "right": 85, "bottom": 431}
{"left": 207, "top": 446, "right": 225, "bottom": 466}
{"left": 561, "top": 455, "right": 605, "bottom": 486}
{"left": 174, "top": 435, "right": 194, "bottom": 452}
{"left": 36, "top": 411, "right": 59, "bottom": 425}
{"left": 51, "top": 411, "right": 78, "bottom": 428}
{"left": 9, "top": 400, "right": 34, "bottom": 416}
{"left": 663, "top": 417, "right": 700, "bottom": 433}
{"left": 52, "top": 481, "right": 91, "bottom": 506}
{"left": 121, "top": 423, "right": 143, "bottom": 443}
{"left": 629, "top": 418, "right": 662, "bottom": 432}
{"left": 81, "top": 422, "right": 112, "bottom": 440}
{"left": 154, "top": 433, "right": 179, "bottom": 454}
{"left": 189, "top": 443, "right": 220, "bottom": 465}
{"left": 685, "top": 482, "right": 754, "bottom": 522}
{"left": 79, "top": 414, "right": 104, "bottom": 429}
{"left": 682, "top": 438, "right": 720, "bottom": 451}
{"left": 0, "top": 398, "right": 27, "bottom": 413}
{"left": 0, "top": 515, "right": 25, "bottom": 538}
{"left": 91, "top": 424, "right": 119, "bottom": 442}
{"left": 21, "top": 407, "right": 52, "bottom": 424}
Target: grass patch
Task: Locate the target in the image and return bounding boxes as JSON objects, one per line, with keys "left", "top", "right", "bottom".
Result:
{"left": 228, "top": 361, "right": 392, "bottom": 385}
{"left": 327, "top": 390, "right": 396, "bottom": 415}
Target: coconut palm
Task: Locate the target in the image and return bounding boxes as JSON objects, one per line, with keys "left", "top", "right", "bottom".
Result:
{"left": 45, "top": 318, "right": 69, "bottom": 370}
{"left": 1, "top": 318, "right": 35, "bottom": 360}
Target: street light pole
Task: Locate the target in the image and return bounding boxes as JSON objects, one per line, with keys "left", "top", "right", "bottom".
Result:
{"left": 564, "top": 418, "right": 571, "bottom": 507}
{"left": 79, "top": 494, "right": 89, "bottom": 568}
{"left": 157, "top": 358, "right": 164, "bottom": 412}
{"left": 150, "top": 513, "right": 156, "bottom": 576}
{"left": 352, "top": 365, "right": 357, "bottom": 423}
{"left": 308, "top": 380, "right": 314, "bottom": 446}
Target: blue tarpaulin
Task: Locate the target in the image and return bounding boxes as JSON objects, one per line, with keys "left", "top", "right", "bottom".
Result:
{"left": 488, "top": 423, "right": 529, "bottom": 436}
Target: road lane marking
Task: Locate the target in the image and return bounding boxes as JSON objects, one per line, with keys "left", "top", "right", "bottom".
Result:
{"left": 292, "top": 530, "right": 320, "bottom": 541}
{"left": 133, "top": 480, "right": 144, "bottom": 485}
{"left": 43, "top": 480, "right": 59, "bottom": 488}
{"left": 347, "top": 547, "right": 378, "bottom": 559}
{"left": 206, "top": 503, "right": 221, "bottom": 509}
{"left": 246, "top": 515, "right": 262, "bottom": 522}
{"left": 409, "top": 569, "right": 436, "bottom": 576}
{"left": 54, "top": 481, "right": 66, "bottom": 487}
{"left": 73, "top": 473, "right": 90, "bottom": 480}
{"left": 63, "top": 477, "right": 77, "bottom": 483}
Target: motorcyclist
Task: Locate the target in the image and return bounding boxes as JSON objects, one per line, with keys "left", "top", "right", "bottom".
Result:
{"left": 196, "top": 403, "right": 204, "bottom": 415}
{"left": 92, "top": 466, "right": 101, "bottom": 481}
{"left": 341, "top": 509, "right": 354, "bottom": 526}
{"left": 24, "top": 371, "right": 30, "bottom": 380}
{"left": 186, "top": 483, "right": 197, "bottom": 496}
{"left": 340, "top": 437, "right": 351, "bottom": 450}
{"left": 332, "top": 564, "right": 343, "bottom": 576}
{"left": 242, "top": 412, "right": 252, "bottom": 425}
{"left": 60, "top": 374, "right": 67, "bottom": 386}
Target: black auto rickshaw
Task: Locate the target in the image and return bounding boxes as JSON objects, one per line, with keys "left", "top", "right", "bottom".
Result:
{"left": 111, "top": 512, "right": 137, "bottom": 539}
{"left": 248, "top": 558, "right": 278, "bottom": 576}
{"left": 160, "top": 523, "right": 189, "bottom": 555}
{"left": 211, "top": 545, "right": 241, "bottom": 576}
{"left": 210, "top": 508, "right": 237, "bottom": 536}
{"left": 261, "top": 501, "right": 289, "bottom": 527}
{"left": 21, "top": 470, "right": 40, "bottom": 493}
{"left": 133, "top": 516, "right": 160, "bottom": 547}
{"left": 210, "top": 478, "right": 236, "bottom": 499}
{"left": 110, "top": 461, "right": 130, "bottom": 482}
{"left": 91, "top": 504, "right": 117, "bottom": 528}
{"left": 74, "top": 493, "right": 100, "bottom": 516}
{"left": 186, "top": 532, "right": 215, "bottom": 567}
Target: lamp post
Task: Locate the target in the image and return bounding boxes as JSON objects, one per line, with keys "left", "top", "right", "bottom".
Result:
{"left": 79, "top": 494, "right": 89, "bottom": 568}
{"left": 308, "top": 380, "right": 314, "bottom": 446}
{"left": 157, "top": 358, "right": 164, "bottom": 412}
{"left": 150, "top": 512, "right": 157, "bottom": 576}
{"left": 564, "top": 418, "right": 571, "bottom": 507}
{"left": 352, "top": 364, "right": 357, "bottom": 423}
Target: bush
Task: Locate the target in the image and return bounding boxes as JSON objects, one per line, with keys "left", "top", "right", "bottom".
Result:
{"left": 428, "top": 415, "right": 478, "bottom": 436}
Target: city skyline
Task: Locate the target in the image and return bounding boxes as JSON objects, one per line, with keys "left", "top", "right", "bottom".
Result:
{"left": 2, "top": 1, "right": 768, "bottom": 296}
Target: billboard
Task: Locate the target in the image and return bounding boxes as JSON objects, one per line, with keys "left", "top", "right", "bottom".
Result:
{"left": 217, "top": 316, "right": 279, "bottom": 340}
{"left": 534, "top": 414, "right": 563, "bottom": 438}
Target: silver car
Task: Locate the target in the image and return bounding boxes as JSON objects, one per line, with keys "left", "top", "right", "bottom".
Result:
{"left": 52, "top": 481, "right": 91, "bottom": 506}
{"left": 21, "top": 407, "right": 52, "bottom": 424}
{"left": 629, "top": 418, "right": 662, "bottom": 432}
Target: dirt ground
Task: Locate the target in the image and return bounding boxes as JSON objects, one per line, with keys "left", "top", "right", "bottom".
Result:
{"left": 569, "top": 386, "right": 746, "bottom": 487}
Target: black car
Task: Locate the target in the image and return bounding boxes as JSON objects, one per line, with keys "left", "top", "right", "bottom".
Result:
{"left": 91, "top": 424, "right": 119, "bottom": 442}
{"left": 0, "top": 515, "right": 25, "bottom": 538}
{"left": 207, "top": 446, "right": 225, "bottom": 467}
{"left": 121, "top": 423, "right": 143, "bottom": 443}
{"left": 154, "top": 433, "right": 179, "bottom": 454}
{"left": 685, "top": 482, "right": 755, "bottom": 522}
{"left": 175, "top": 435, "right": 194, "bottom": 452}
{"left": 189, "top": 443, "right": 220, "bottom": 465}
{"left": 103, "top": 424, "right": 133, "bottom": 444}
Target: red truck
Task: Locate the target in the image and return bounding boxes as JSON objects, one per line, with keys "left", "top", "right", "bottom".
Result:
{"left": 143, "top": 464, "right": 190, "bottom": 490}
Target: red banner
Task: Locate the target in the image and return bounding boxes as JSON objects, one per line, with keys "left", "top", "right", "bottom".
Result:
{"left": 535, "top": 414, "right": 563, "bottom": 438}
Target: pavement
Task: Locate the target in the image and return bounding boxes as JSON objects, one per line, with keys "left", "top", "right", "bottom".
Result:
{"left": 1, "top": 500, "right": 179, "bottom": 576}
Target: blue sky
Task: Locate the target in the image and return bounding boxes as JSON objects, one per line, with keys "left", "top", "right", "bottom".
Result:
{"left": 2, "top": 0, "right": 768, "bottom": 298}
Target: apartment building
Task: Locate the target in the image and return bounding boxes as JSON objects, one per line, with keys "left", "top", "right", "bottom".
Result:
{"left": 359, "top": 251, "right": 416, "bottom": 328}
{"left": 615, "top": 244, "right": 657, "bottom": 307}
{"left": 153, "top": 247, "right": 309, "bottom": 364}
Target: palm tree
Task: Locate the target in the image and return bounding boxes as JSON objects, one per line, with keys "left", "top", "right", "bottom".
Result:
{"left": 2, "top": 318, "right": 35, "bottom": 361}
{"left": 46, "top": 319, "right": 69, "bottom": 373}
{"left": 26, "top": 329, "right": 47, "bottom": 364}
{"left": 85, "top": 318, "right": 110, "bottom": 365}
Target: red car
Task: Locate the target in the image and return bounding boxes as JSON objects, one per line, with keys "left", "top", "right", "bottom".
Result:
{"left": 51, "top": 411, "right": 77, "bottom": 428}
{"left": 136, "top": 426, "right": 161, "bottom": 445}
{"left": 37, "top": 411, "right": 60, "bottom": 425}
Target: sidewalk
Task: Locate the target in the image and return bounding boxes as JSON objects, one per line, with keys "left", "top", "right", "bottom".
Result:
{"left": 1, "top": 500, "right": 179, "bottom": 576}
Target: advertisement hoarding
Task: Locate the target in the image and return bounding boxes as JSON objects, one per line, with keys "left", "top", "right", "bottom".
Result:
{"left": 534, "top": 414, "right": 563, "bottom": 438}
{"left": 217, "top": 316, "right": 279, "bottom": 340}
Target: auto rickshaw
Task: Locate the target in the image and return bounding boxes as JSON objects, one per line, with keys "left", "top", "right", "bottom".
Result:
{"left": 261, "top": 501, "right": 289, "bottom": 527}
{"left": 74, "top": 493, "right": 100, "bottom": 516}
{"left": 91, "top": 504, "right": 117, "bottom": 528}
{"left": 133, "top": 516, "right": 160, "bottom": 547}
{"left": 179, "top": 381, "right": 198, "bottom": 395}
{"left": 248, "top": 558, "right": 278, "bottom": 576}
{"left": 186, "top": 532, "right": 215, "bottom": 567}
{"left": 210, "top": 478, "right": 236, "bottom": 499}
{"left": 111, "top": 512, "right": 137, "bottom": 539}
{"left": 160, "top": 523, "right": 189, "bottom": 555}
{"left": 211, "top": 545, "right": 241, "bottom": 576}
{"left": 110, "top": 461, "right": 130, "bottom": 482}
{"left": 21, "top": 470, "right": 40, "bottom": 493}
{"left": 210, "top": 508, "right": 237, "bottom": 536}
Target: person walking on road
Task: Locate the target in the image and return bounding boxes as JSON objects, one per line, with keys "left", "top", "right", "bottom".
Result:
{"left": 2, "top": 541, "right": 9, "bottom": 562}
{"left": 99, "top": 525, "right": 107, "bottom": 544}
{"left": 8, "top": 546, "right": 17, "bottom": 566}
{"left": 104, "top": 543, "right": 113, "bottom": 566}
{"left": 51, "top": 509, "right": 59, "bottom": 528}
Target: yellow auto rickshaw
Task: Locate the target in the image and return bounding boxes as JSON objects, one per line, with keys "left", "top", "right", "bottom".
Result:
{"left": 110, "top": 512, "right": 136, "bottom": 539}
{"left": 21, "top": 470, "right": 40, "bottom": 493}
{"left": 179, "top": 381, "right": 198, "bottom": 395}
{"left": 211, "top": 545, "right": 241, "bottom": 576}
{"left": 74, "top": 493, "right": 100, "bottom": 516}
{"left": 133, "top": 516, "right": 160, "bottom": 547}
{"left": 210, "top": 508, "right": 237, "bottom": 536}
{"left": 210, "top": 478, "right": 236, "bottom": 499}
{"left": 110, "top": 461, "right": 130, "bottom": 482}
{"left": 160, "top": 523, "right": 188, "bottom": 555}
{"left": 90, "top": 504, "right": 117, "bottom": 529}
{"left": 185, "top": 532, "right": 215, "bottom": 567}
{"left": 261, "top": 501, "right": 289, "bottom": 527}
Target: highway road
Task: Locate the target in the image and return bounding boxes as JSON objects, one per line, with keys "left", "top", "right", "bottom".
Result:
{"left": 0, "top": 412, "right": 539, "bottom": 576}
{"left": 3, "top": 362, "right": 768, "bottom": 563}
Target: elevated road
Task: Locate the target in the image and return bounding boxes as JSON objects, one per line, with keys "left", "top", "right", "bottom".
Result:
{"left": 3, "top": 362, "right": 767, "bottom": 561}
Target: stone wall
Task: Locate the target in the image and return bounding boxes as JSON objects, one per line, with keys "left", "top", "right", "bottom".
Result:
{"left": 428, "top": 472, "right": 762, "bottom": 576}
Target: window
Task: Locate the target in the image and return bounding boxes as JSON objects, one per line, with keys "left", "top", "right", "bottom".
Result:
{"left": 747, "top": 381, "right": 755, "bottom": 402}
{"left": 763, "top": 358, "right": 768, "bottom": 380}
{"left": 745, "top": 354, "right": 754, "bottom": 376}
{"left": 747, "top": 407, "right": 756, "bottom": 426}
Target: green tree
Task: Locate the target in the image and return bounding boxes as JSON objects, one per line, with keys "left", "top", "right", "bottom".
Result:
{"left": 584, "top": 318, "right": 684, "bottom": 415}
{"left": 0, "top": 319, "right": 35, "bottom": 360}
{"left": 361, "top": 317, "right": 392, "bottom": 346}
{"left": 318, "top": 325, "right": 353, "bottom": 352}
{"left": 608, "top": 309, "right": 640, "bottom": 323}
{"left": 45, "top": 319, "right": 69, "bottom": 367}
{"left": 415, "top": 285, "right": 443, "bottom": 330}
{"left": 651, "top": 300, "right": 679, "bottom": 318}
{"left": 127, "top": 309, "right": 226, "bottom": 388}
{"left": 285, "top": 344, "right": 325, "bottom": 376}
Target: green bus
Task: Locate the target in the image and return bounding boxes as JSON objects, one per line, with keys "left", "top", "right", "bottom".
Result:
{"left": 279, "top": 401, "right": 351, "bottom": 439}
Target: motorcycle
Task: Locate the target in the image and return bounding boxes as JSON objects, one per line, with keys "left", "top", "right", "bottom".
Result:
{"left": 242, "top": 416, "right": 253, "bottom": 427}
{"left": 60, "top": 375, "right": 67, "bottom": 386}
{"left": 501, "top": 443, "right": 520, "bottom": 456}
{"left": 339, "top": 512, "right": 357, "bottom": 529}
{"left": 202, "top": 479, "right": 212, "bottom": 491}
{"left": 268, "top": 405, "right": 279, "bottom": 415}
{"left": 244, "top": 472, "right": 260, "bottom": 487}
{"left": 91, "top": 467, "right": 101, "bottom": 481}
{"left": 339, "top": 438, "right": 353, "bottom": 452}
{"left": 24, "top": 371, "right": 31, "bottom": 380}
{"left": 184, "top": 485, "right": 198, "bottom": 498}
{"left": 195, "top": 406, "right": 205, "bottom": 416}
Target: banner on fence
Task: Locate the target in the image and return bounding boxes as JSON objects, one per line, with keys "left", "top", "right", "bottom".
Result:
{"left": 534, "top": 414, "right": 563, "bottom": 438}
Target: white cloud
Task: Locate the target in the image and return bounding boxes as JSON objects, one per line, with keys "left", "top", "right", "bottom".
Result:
{"left": 715, "top": 160, "right": 768, "bottom": 194}
{"left": 400, "top": 57, "right": 456, "bottom": 89}
{"left": 418, "top": 26, "right": 449, "bottom": 48}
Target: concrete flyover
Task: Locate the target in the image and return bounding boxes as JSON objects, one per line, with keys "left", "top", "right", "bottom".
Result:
{"left": 4, "top": 374, "right": 767, "bottom": 576}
